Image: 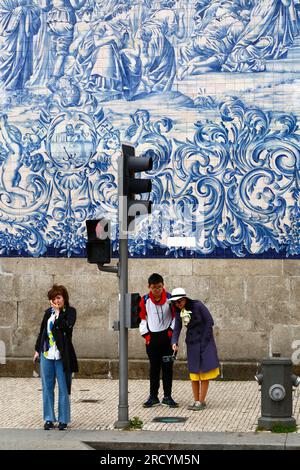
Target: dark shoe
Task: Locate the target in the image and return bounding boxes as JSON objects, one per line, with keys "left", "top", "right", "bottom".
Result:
{"left": 44, "top": 421, "right": 54, "bottom": 430}
{"left": 58, "top": 422, "right": 68, "bottom": 431}
{"left": 161, "top": 396, "right": 179, "bottom": 408}
{"left": 143, "top": 396, "right": 160, "bottom": 408}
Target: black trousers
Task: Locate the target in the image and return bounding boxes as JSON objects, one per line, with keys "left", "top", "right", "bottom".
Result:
{"left": 146, "top": 330, "right": 173, "bottom": 398}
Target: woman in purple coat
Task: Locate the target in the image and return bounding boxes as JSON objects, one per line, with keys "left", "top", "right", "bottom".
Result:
{"left": 171, "top": 288, "right": 220, "bottom": 411}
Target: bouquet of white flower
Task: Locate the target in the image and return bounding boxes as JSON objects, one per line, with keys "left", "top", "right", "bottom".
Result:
{"left": 180, "top": 308, "right": 192, "bottom": 327}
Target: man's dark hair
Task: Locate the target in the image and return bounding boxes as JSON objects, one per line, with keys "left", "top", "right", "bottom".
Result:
{"left": 148, "top": 273, "right": 164, "bottom": 286}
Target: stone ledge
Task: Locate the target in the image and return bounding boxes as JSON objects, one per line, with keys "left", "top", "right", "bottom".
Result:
{"left": 3, "top": 359, "right": 300, "bottom": 381}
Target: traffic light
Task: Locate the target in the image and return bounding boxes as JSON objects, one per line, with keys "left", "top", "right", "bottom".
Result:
{"left": 125, "top": 293, "right": 141, "bottom": 328}
{"left": 86, "top": 219, "right": 111, "bottom": 264}
{"left": 121, "top": 143, "right": 153, "bottom": 230}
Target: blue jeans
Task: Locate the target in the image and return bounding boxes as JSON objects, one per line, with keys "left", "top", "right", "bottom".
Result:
{"left": 40, "top": 354, "right": 71, "bottom": 424}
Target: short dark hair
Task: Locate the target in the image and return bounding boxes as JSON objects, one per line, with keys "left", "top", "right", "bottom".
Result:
{"left": 148, "top": 273, "right": 164, "bottom": 286}
{"left": 47, "top": 284, "right": 70, "bottom": 307}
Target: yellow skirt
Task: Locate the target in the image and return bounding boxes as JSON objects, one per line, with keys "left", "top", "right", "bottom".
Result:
{"left": 190, "top": 367, "right": 220, "bottom": 381}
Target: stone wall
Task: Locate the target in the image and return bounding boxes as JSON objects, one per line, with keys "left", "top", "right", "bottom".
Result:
{"left": 0, "top": 258, "right": 299, "bottom": 379}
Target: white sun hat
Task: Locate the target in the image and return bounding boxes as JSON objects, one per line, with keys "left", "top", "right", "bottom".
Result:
{"left": 168, "top": 287, "right": 187, "bottom": 303}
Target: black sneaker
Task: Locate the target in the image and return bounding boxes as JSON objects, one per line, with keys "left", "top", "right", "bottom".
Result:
{"left": 44, "top": 421, "right": 54, "bottom": 430}
{"left": 58, "top": 422, "right": 68, "bottom": 431}
{"left": 143, "top": 396, "right": 160, "bottom": 408}
{"left": 161, "top": 396, "right": 179, "bottom": 408}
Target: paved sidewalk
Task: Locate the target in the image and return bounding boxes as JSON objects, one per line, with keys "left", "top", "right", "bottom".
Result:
{"left": 0, "top": 377, "right": 300, "bottom": 433}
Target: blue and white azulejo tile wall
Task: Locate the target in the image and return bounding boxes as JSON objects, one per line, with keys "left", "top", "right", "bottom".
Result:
{"left": 0, "top": 0, "right": 299, "bottom": 259}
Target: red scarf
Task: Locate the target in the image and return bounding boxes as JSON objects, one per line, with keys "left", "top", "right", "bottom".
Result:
{"left": 149, "top": 288, "right": 167, "bottom": 305}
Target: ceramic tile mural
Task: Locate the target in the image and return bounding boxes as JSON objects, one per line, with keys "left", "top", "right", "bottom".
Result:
{"left": 0, "top": 0, "right": 299, "bottom": 258}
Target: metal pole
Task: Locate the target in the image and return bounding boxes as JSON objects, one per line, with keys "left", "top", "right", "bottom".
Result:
{"left": 97, "top": 264, "right": 118, "bottom": 274}
{"left": 114, "top": 157, "right": 129, "bottom": 429}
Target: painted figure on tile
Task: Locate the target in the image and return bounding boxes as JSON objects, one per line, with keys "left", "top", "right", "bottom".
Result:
{"left": 29, "top": 6, "right": 53, "bottom": 87}
{"left": 39, "top": 0, "right": 88, "bottom": 91}
{"left": 96, "top": 129, "right": 121, "bottom": 172}
{"left": 0, "top": 0, "right": 41, "bottom": 90}
{"left": 124, "top": 109, "right": 150, "bottom": 146}
{"left": 88, "top": 3, "right": 132, "bottom": 100}
{"left": 137, "top": 0, "right": 186, "bottom": 92}
{"left": 178, "top": 0, "right": 247, "bottom": 78}
{"left": 128, "top": 0, "right": 152, "bottom": 38}
{"left": 224, "top": 0, "right": 299, "bottom": 72}
{"left": 67, "top": 3, "right": 93, "bottom": 72}
{"left": 0, "top": 114, "right": 34, "bottom": 206}
{"left": 72, "top": 1, "right": 142, "bottom": 101}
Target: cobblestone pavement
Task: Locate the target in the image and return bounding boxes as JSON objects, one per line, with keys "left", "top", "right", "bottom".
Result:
{"left": 0, "top": 378, "right": 299, "bottom": 432}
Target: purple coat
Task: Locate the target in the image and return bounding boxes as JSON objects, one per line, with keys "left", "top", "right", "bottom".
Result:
{"left": 171, "top": 299, "right": 219, "bottom": 374}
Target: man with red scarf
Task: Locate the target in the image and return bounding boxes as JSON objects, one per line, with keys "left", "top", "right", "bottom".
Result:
{"left": 139, "top": 273, "right": 178, "bottom": 408}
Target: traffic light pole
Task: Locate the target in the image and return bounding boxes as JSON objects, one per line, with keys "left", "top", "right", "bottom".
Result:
{"left": 114, "top": 145, "right": 152, "bottom": 429}
{"left": 114, "top": 158, "right": 130, "bottom": 429}
{"left": 87, "top": 144, "right": 152, "bottom": 429}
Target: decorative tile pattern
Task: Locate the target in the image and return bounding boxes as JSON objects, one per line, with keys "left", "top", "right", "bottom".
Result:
{"left": 0, "top": 0, "right": 299, "bottom": 258}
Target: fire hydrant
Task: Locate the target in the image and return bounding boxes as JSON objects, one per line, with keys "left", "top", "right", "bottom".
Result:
{"left": 255, "top": 356, "right": 300, "bottom": 431}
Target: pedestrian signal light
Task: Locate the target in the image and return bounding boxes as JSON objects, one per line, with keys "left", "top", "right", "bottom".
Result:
{"left": 86, "top": 219, "right": 111, "bottom": 265}
{"left": 125, "top": 293, "right": 141, "bottom": 329}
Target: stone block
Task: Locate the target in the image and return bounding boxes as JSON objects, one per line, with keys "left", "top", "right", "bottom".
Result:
{"left": 206, "top": 301, "right": 253, "bottom": 331}
{"left": 266, "top": 301, "right": 295, "bottom": 326}
{"left": 0, "top": 273, "right": 15, "bottom": 301}
{"left": 215, "top": 329, "right": 268, "bottom": 361}
{"left": 108, "top": 296, "right": 119, "bottom": 327}
{"left": 245, "top": 301, "right": 295, "bottom": 332}
{"left": 289, "top": 302, "right": 300, "bottom": 322}
{"left": 87, "top": 274, "right": 118, "bottom": 298}
{"left": 270, "top": 324, "right": 300, "bottom": 359}
{"left": 220, "top": 362, "right": 258, "bottom": 380}
{"left": 128, "top": 260, "right": 168, "bottom": 278}
{"left": 72, "top": 328, "right": 117, "bottom": 359}
{"left": 0, "top": 327, "right": 13, "bottom": 357}
{"left": 0, "top": 259, "right": 35, "bottom": 275}
{"left": 1, "top": 258, "right": 110, "bottom": 277}
{"left": 128, "top": 276, "right": 149, "bottom": 296}
{"left": 128, "top": 330, "right": 147, "bottom": 359}
{"left": 163, "top": 275, "right": 210, "bottom": 302}
{"left": 290, "top": 277, "right": 300, "bottom": 303}
{"left": 0, "top": 301, "right": 18, "bottom": 327}
{"left": 76, "top": 359, "right": 110, "bottom": 379}
{"left": 17, "top": 301, "right": 49, "bottom": 328}
{"left": 244, "top": 302, "right": 269, "bottom": 331}
{"left": 14, "top": 274, "right": 53, "bottom": 301}
{"left": 193, "top": 259, "right": 283, "bottom": 277}
{"left": 74, "top": 298, "right": 112, "bottom": 330}
{"left": 165, "top": 260, "right": 193, "bottom": 276}
{"left": 53, "top": 273, "right": 119, "bottom": 302}
{"left": 246, "top": 277, "right": 290, "bottom": 304}
{"left": 208, "top": 276, "right": 245, "bottom": 303}
{"left": 283, "top": 261, "right": 300, "bottom": 277}
{"left": 12, "top": 327, "right": 39, "bottom": 357}
{"left": 0, "top": 358, "right": 34, "bottom": 377}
